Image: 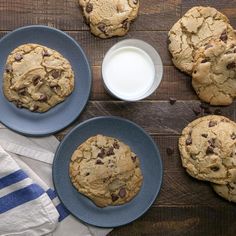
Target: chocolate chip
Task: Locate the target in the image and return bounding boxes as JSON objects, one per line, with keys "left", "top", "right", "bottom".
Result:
{"left": 201, "top": 59, "right": 208, "bottom": 63}
{"left": 122, "top": 19, "right": 130, "bottom": 30}
{"left": 133, "top": 0, "right": 138, "bottom": 4}
{"left": 206, "top": 146, "right": 214, "bottom": 155}
{"left": 118, "top": 188, "right": 126, "bottom": 198}
{"left": 231, "top": 133, "right": 236, "bottom": 140}
{"left": 111, "top": 194, "right": 119, "bottom": 202}
{"left": 208, "top": 138, "right": 216, "bottom": 147}
{"left": 107, "top": 147, "right": 114, "bottom": 156}
{"left": 113, "top": 142, "right": 120, "bottom": 149}
{"left": 5, "top": 64, "right": 13, "bottom": 73}
{"left": 169, "top": 97, "right": 176, "bottom": 105}
{"left": 96, "top": 159, "right": 103, "bottom": 165}
{"left": 210, "top": 166, "right": 219, "bottom": 171}
{"left": 18, "top": 88, "right": 26, "bottom": 95}
{"left": 30, "top": 104, "right": 39, "bottom": 112}
{"left": 192, "top": 107, "right": 201, "bottom": 116}
{"left": 85, "top": 172, "right": 90, "bottom": 176}
{"left": 51, "top": 70, "right": 60, "bottom": 79}
{"left": 16, "top": 101, "right": 23, "bottom": 108}
{"left": 166, "top": 147, "right": 174, "bottom": 156}
{"left": 220, "top": 30, "right": 228, "bottom": 43}
{"left": 209, "top": 121, "right": 217, "bottom": 127}
{"left": 98, "top": 22, "right": 107, "bottom": 33}
{"left": 131, "top": 156, "right": 137, "bottom": 162}
{"left": 226, "top": 62, "right": 236, "bottom": 69}
{"left": 15, "top": 53, "right": 23, "bottom": 61}
{"left": 38, "top": 94, "right": 47, "bottom": 102}
{"left": 201, "top": 134, "right": 208, "bottom": 138}
{"left": 32, "top": 75, "right": 41, "bottom": 86}
{"left": 42, "top": 49, "right": 50, "bottom": 57}
{"left": 234, "top": 49, "right": 236, "bottom": 53}
{"left": 186, "top": 137, "right": 192, "bottom": 145}
{"left": 98, "top": 148, "right": 106, "bottom": 158}
{"left": 86, "top": 3, "right": 93, "bottom": 13}
{"left": 193, "top": 70, "right": 197, "bottom": 74}
{"left": 214, "top": 109, "right": 222, "bottom": 115}
{"left": 205, "top": 44, "right": 213, "bottom": 50}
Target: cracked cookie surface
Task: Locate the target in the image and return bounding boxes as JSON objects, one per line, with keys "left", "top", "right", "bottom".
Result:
{"left": 168, "top": 6, "right": 235, "bottom": 74}
{"left": 212, "top": 181, "right": 236, "bottom": 203}
{"left": 192, "top": 37, "right": 236, "bottom": 106}
{"left": 179, "top": 115, "right": 236, "bottom": 184}
{"left": 69, "top": 134, "right": 143, "bottom": 207}
{"left": 78, "top": 0, "right": 139, "bottom": 38}
{"left": 3, "top": 43, "right": 74, "bottom": 112}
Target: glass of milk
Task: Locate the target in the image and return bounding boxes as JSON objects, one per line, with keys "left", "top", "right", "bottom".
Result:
{"left": 102, "top": 39, "right": 163, "bottom": 101}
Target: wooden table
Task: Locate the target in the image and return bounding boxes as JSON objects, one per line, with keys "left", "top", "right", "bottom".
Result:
{"left": 1, "top": 0, "right": 236, "bottom": 235}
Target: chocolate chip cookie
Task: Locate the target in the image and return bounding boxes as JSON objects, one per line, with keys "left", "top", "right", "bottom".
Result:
{"left": 3, "top": 43, "right": 74, "bottom": 112}
{"left": 168, "top": 6, "right": 235, "bottom": 74}
{"left": 78, "top": 0, "right": 139, "bottom": 38}
{"left": 179, "top": 115, "right": 236, "bottom": 184}
{"left": 192, "top": 37, "right": 236, "bottom": 105}
{"left": 69, "top": 134, "right": 143, "bottom": 207}
{"left": 212, "top": 182, "right": 236, "bottom": 203}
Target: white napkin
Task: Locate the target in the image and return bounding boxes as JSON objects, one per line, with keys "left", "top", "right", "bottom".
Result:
{"left": 0, "top": 124, "right": 112, "bottom": 236}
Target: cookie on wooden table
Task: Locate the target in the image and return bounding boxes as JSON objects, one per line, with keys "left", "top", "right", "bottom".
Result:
{"left": 192, "top": 37, "right": 236, "bottom": 106}
{"left": 168, "top": 6, "right": 235, "bottom": 74}
{"left": 179, "top": 115, "right": 236, "bottom": 184}
{"left": 78, "top": 0, "right": 139, "bottom": 38}
{"left": 3, "top": 43, "right": 74, "bottom": 112}
{"left": 69, "top": 134, "right": 143, "bottom": 207}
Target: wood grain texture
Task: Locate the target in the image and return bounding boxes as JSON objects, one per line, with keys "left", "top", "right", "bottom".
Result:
{"left": 1, "top": 0, "right": 236, "bottom": 235}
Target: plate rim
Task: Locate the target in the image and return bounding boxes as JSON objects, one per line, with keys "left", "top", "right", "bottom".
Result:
{"left": 0, "top": 25, "right": 92, "bottom": 137}
{"left": 53, "top": 116, "right": 163, "bottom": 228}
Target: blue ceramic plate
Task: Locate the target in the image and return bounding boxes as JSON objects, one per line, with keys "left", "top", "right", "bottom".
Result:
{"left": 53, "top": 116, "right": 163, "bottom": 227}
{"left": 0, "top": 25, "right": 91, "bottom": 136}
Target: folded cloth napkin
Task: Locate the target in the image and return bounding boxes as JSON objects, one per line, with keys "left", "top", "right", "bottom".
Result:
{"left": 0, "top": 124, "right": 112, "bottom": 236}
{"left": 0, "top": 145, "right": 59, "bottom": 236}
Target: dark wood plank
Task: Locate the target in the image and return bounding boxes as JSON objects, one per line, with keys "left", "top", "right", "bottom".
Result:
{"left": 108, "top": 206, "right": 236, "bottom": 236}
{"left": 56, "top": 101, "right": 236, "bottom": 136}
{"left": 182, "top": 0, "right": 236, "bottom": 28}
{"left": 0, "top": 0, "right": 181, "bottom": 31}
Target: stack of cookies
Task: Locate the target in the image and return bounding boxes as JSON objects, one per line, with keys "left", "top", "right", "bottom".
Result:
{"left": 168, "top": 6, "right": 236, "bottom": 106}
{"left": 179, "top": 115, "right": 236, "bottom": 203}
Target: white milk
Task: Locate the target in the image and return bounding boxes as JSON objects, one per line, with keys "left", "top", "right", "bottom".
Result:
{"left": 103, "top": 46, "right": 155, "bottom": 100}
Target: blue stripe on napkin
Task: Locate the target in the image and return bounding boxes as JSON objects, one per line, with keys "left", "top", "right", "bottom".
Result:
{"left": 56, "top": 203, "right": 70, "bottom": 222}
{"left": 0, "top": 170, "right": 28, "bottom": 190}
{"left": 0, "top": 183, "right": 44, "bottom": 213}
{"left": 46, "top": 188, "right": 57, "bottom": 200}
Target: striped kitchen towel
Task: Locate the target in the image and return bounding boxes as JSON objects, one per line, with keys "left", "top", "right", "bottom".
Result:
{"left": 0, "top": 145, "right": 59, "bottom": 236}
{"left": 0, "top": 125, "right": 112, "bottom": 236}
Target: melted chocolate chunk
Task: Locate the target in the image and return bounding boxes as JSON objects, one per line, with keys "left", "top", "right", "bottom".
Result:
{"left": 51, "top": 70, "right": 60, "bottom": 79}
{"left": 220, "top": 30, "right": 228, "bottom": 43}
{"left": 38, "top": 94, "right": 47, "bottom": 102}
{"left": 226, "top": 62, "right": 236, "bottom": 69}
{"left": 118, "top": 188, "right": 126, "bottom": 198}
{"left": 42, "top": 49, "right": 51, "bottom": 57}
{"left": 15, "top": 53, "right": 23, "bottom": 61}
{"left": 111, "top": 194, "right": 119, "bottom": 202}
{"left": 210, "top": 166, "right": 219, "bottom": 172}
{"left": 206, "top": 146, "right": 214, "bottom": 155}
{"left": 95, "top": 159, "right": 103, "bottom": 165}
{"left": 107, "top": 147, "right": 114, "bottom": 156}
{"left": 186, "top": 137, "right": 192, "bottom": 145}
{"left": 201, "top": 134, "right": 208, "bottom": 138}
{"left": 86, "top": 3, "right": 93, "bottom": 13}
{"left": 98, "top": 148, "right": 106, "bottom": 158}
{"left": 5, "top": 64, "right": 13, "bottom": 73}
{"left": 98, "top": 22, "right": 107, "bottom": 33}
{"left": 113, "top": 142, "right": 120, "bottom": 149}
{"left": 201, "top": 59, "right": 208, "bottom": 63}
{"left": 209, "top": 121, "right": 217, "bottom": 127}
{"left": 131, "top": 155, "right": 137, "bottom": 162}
